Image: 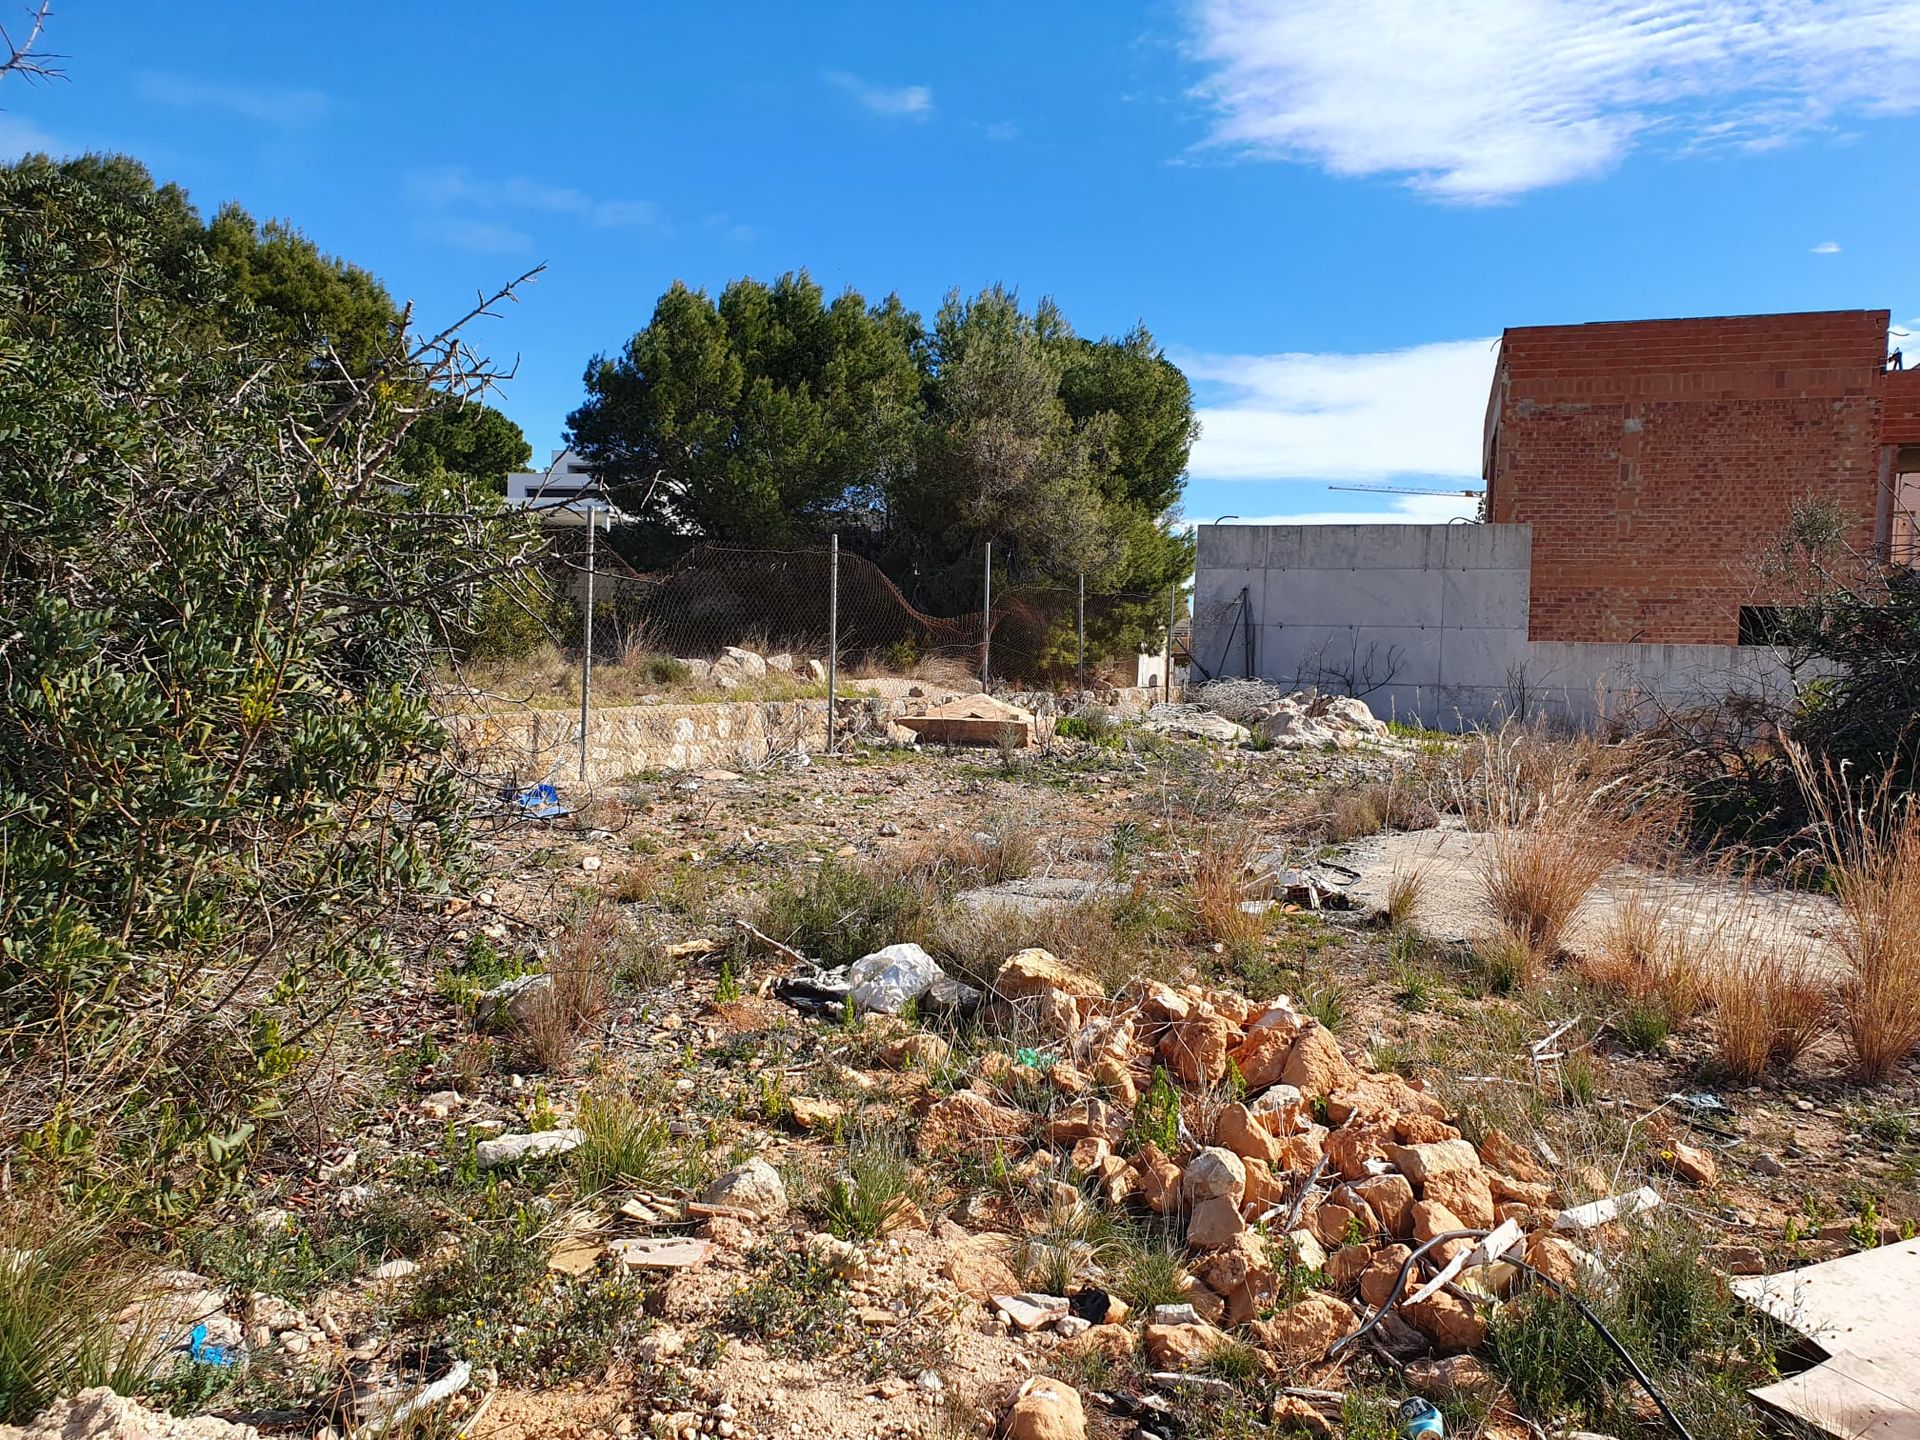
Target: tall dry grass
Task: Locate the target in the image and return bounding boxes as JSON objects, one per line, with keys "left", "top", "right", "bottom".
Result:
{"left": 520, "top": 902, "right": 622, "bottom": 1071}
{"left": 1181, "top": 826, "right": 1271, "bottom": 957}
{"left": 1582, "top": 884, "right": 1710, "bottom": 1029}
{"left": 1704, "top": 911, "right": 1832, "bottom": 1084}
{"left": 1790, "top": 748, "right": 1920, "bottom": 1082}
{"left": 1461, "top": 725, "right": 1676, "bottom": 983}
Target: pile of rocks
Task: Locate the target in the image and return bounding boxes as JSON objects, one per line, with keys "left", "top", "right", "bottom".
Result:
{"left": 676, "top": 647, "right": 828, "bottom": 689}
{"left": 896, "top": 949, "right": 1674, "bottom": 1433}
{"left": 1191, "top": 681, "right": 1394, "bottom": 750}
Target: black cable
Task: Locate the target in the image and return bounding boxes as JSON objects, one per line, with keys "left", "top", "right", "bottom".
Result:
{"left": 1325, "top": 1226, "right": 1696, "bottom": 1440}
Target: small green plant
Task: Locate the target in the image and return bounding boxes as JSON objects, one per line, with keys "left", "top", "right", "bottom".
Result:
{"left": 822, "top": 1128, "right": 918, "bottom": 1240}
{"left": 1300, "top": 979, "right": 1348, "bottom": 1034}
{"left": 1133, "top": 1065, "right": 1180, "bottom": 1153}
{"left": 1110, "top": 820, "right": 1141, "bottom": 881}
{"left": 1383, "top": 864, "right": 1428, "bottom": 931}
{"left": 1616, "top": 1001, "right": 1672, "bottom": 1053}
{"left": 715, "top": 959, "right": 742, "bottom": 1004}
{"left": 1115, "top": 1236, "right": 1188, "bottom": 1314}
{"left": 720, "top": 1246, "right": 852, "bottom": 1360}
{"left": 1473, "top": 924, "right": 1535, "bottom": 994}
{"left": 574, "top": 1091, "right": 679, "bottom": 1193}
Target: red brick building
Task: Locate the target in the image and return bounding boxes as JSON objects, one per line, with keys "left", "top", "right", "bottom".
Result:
{"left": 1483, "top": 309, "right": 1920, "bottom": 644}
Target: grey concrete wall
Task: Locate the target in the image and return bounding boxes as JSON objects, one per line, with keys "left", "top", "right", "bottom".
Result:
{"left": 1192, "top": 523, "right": 1800, "bottom": 730}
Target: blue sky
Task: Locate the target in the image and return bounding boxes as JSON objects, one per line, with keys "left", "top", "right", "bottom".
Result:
{"left": 8, "top": 0, "right": 1920, "bottom": 524}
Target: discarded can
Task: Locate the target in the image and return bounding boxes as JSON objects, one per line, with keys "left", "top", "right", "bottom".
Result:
{"left": 1396, "top": 1398, "right": 1445, "bottom": 1438}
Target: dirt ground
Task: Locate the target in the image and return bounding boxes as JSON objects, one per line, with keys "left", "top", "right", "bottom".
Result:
{"left": 1343, "top": 820, "right": 1852, "bottom": 977}
{"left": 139, "top": 723, "right": 1920, "bottom": 1440}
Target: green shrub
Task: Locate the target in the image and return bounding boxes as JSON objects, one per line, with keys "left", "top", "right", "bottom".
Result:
{"left": 753, "top": 860, "right": 945, "bottom": 968}
{"left": 0, "top": 156, "right": 541, "bottom": 1204}
{"left": 821, "top": 1127, "right": 918, "bottom": 1240}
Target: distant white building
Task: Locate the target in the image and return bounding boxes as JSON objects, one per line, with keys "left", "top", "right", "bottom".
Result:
{"left": 504, "top": 449, "right": 628, "bottom": 527}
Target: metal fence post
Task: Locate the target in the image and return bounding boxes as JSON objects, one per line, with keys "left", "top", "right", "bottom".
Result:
{"left": 1164, "top": 583, "right": 1176, "bottom": 705}
{"left": 827, "top": 533, "right": 839, "bottom": 755}
{"left": 1241, "top": 584, "right": 1253, "bottom": 678}
{"left": 578, "top": 505, "right": 596, "bottom": 783}
{"left": 1076, "top": 572, "right": 1086, "bottom": 692}
{"left": 981, "top": 541, "right": 992, "bottom": 693}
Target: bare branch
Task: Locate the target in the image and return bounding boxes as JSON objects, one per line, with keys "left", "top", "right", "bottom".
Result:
{"left": 0, "top": 1, "right": 60, "bottom": 84}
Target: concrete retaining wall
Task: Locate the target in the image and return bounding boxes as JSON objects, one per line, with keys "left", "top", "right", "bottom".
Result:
{"left": 1192, "top": 523, "right": 1800, "bottom": 730}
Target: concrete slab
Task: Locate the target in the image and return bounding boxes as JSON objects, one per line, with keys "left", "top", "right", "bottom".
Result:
{"left": 1265, "top": 566, "right": 1446, "bottom": 629}
{"left": 1440, "top": 567, "right": 1530, "bottom": 632}
{"left": 955, "top": 875, "right": 1123, "bottom": 919}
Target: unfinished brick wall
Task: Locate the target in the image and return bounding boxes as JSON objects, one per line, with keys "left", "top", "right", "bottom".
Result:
{"left": 1484, "top": 310, "right": 1890, "bottom": 644}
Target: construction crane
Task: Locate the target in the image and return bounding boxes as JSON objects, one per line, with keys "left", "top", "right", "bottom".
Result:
{"left": 1327, "top": 482, "right": 1484, "bottom": 497}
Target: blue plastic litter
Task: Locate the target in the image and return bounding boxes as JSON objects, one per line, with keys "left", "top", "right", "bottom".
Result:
{"left": 186, "top": 1322, "right": 237, "bottom": 1367}
{"left": 512, "top": 783, "right": 569, "bottom": 819}
{"left": 1397, "top": 1397, "right": 1445, "bottom": 1437}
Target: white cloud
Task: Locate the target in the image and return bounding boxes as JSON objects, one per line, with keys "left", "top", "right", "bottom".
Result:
{"left": 1187, "top": 0, "right": 1920, "bottom": 200}
{"left": 0, "top": 112, "right": 59, "bottom": 160}
{"left": 136, "top": 71, "right": 328, "bottom": 126}
{"left": 408, "top": 169, "right": 663, "bottom": 232}
{"left": 980, "top": 120, "right": 1020, "bottom": 141}
{"left": 824, "top": 71, "right": 934, "bottom": 119}
{"left": 423, "top": 217, "right": 535, "bottom": 256}
{"left": 1224, "top": 492, "right": 1483, "bottom": 526}
{"left": 1811, "top": 239, "right": 1842, "bottom": 253}
{"left": 1181, "top": 337, "right": 1497, "bottom": 484}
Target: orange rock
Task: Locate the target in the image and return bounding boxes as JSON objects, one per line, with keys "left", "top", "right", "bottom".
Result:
{"left": 1387, "top": 1139, "right": 1481, "bottom": 1184}
{"left": 1276, "top": 1130, "right": 1326, "bottom": 1173}
{"left": 1411, "top": 1198, "right": 1467, "bottom": 1244}
{"left": 1253, "top": 1292, "right": 1356, "bottom": 1367}
{"left": 1187, "top": 1195, "right": 1248, "bottom": 1248}
{"left": 1268, "top": 1395, "right": 1333, "bottom": 1436}
{"left": 1325, "top": 1243, "right": 1373, "bottom": 1289}
{"left": 1215, "top": 1103, "right": 1283, "bottom": 1165}
{"left": 1313, "top": 1203, "right": 1359, "bottom": 1249}
{"left": 1279, "top": 1023, "right": 1358, "bottom": 1097}
{"left": 1193, "top": 1232, "right": 1279, "bottom": 1326}
{"left": 1326, "top": 1074, "right": 1446, "bottom": 1125}
{"left": 1668, "top": 1141, "right": 1718, "bottom": 1187}
{"left": 940, "top": 1236, "right": 1020, "bottom": 1299}
{"left": 1068, "top": 1136, "right": 1111, "bottom": 1174}
{"left": 1403, "top": 1290, "right": 1485, "bottom": 1352}
{"left": 1043, "top": 1098, "right": 1127, "bottom": 1148}
{"left": 1358, "top": 1244, "right": 1413, "bottom": 1307}
{"left": 1233, "top": 1025, "right": 1297, "bottom": 1090}
{"left": 1161, "top": 1006, "right": 1235, "bottom": 1086}
{"left": 1133, "top": 1142, "right": 1184, "bottom": 1216}
{"left": 1488, "top": 1172, "right": 1555, "bottom": 1208}
{"left": 1525, "top": 1232, "right": 1586, "bottom": 1291}
{"left": 1351, "top": 1174, "right": 1416, "bottom": 1237}
{"left": 1324, "top": 1119, "right": 1396, "bottom": 1181}
{"left": 1391, "top": 1113, "right": 1462, "bottom": 1145}
{"left": 1242, "top": 1156, "right": 1286, "bottom": 1212}
{"left": 1478, "top": 1127, "right": 1551, "bottom": 1185}
{"left": 1145, "top": 1320, "right": 1231, "bottom": 1370}
{"left": 1421, "top": 1168, "right": 1496, "bottom": 1228}
{"left": 916, "top": 1089, "right": 1030, "bottom": 1157}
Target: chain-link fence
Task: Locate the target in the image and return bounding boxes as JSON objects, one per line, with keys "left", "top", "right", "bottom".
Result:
{"left": 543, "top": 534, "right": 1182, "bottom": 692}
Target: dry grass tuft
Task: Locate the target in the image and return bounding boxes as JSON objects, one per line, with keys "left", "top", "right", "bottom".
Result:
{"left": 1463, "top": 724, "right": 1671, "bottom": 982}
{"left": 1790, "top": 748, "right": 1920, "bottom": 1083}
{"left": 1181, "top": 826, "right": 1270, "bottom": 956}
{"left": 1382, "top": 864, "right": 1429, "bottom": 932}
{"left": 1704, "top": 912, "right": 1832, "bottom": 1084}
{"left": 0, "top": 1204, "right": 160, "bottom": 1423}
{"left": 1581, "top": 885, "right": 1709, "bottom": 1030}
{"left": 520, "top": 901, "right": 621, "bottom": 1072}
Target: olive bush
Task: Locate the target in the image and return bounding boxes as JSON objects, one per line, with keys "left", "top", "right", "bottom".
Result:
{"left": 0, "top": 156, "right": 542, "bottom": 1208}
